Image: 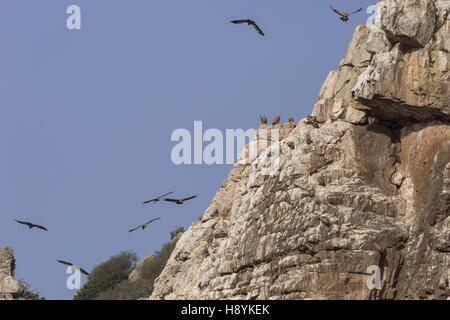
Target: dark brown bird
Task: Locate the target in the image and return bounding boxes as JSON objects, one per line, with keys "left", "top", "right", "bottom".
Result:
{"left": 330, "top": 6, "right": 363, "bottom": 22}
{"left": 272, "top": 116, "right": 281, "bottom": 125}
{"left": 260, "top": 115, "right": 268, "bottom": 124}
{"left": 164, "top": 195, "right": 198, "bottom": 205}
{"left": 57, "top": 260, "right": 89, "bottom": 275}
{"left": 288, "top": 117, "right": 295, "bottom": 123}
{"left": 230, "top": 19, "right": 265, "bottom": 36}
{"left": 129, "top": 217, "right": 161, "bottom": 233}
{"left": 143, "top": 191, "right": 174, "bottom": 204}
{"left": 15, "top": 219, "right": 48, "bottom": 231}
{"left": 305, "top": 116, "right": 321, "bottom": 128}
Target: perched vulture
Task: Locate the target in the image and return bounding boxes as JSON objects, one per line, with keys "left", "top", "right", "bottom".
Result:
{"left": 15, "top": 220, "right": 48, "bottom": 231}
{"left": 129, "top": 217, "right": 161, "bottom": 233}
{"left": 260, "top": 115, "right": 268, "bottom": 124}
{"left": 164, "top": 195, "right": 198, "bottom": 205}
{"left": 288, "top": 117, "right": 295, "bottom": 123}
{"left": 272, "top": 116, "right": 281, "bottom": 125}
{"left": 143, "top": 191, "right": 174, "bottom": 204}
{"left": 305, "top": 116, "right": 321, "bottom": 128}
{"left": 230, "top": 19, "right": 265, "bottom": 36}
{"left": 57, "top": 260, "right": 89, "bottom": 275}
{"left": 330, "top": 6, "right": 363, "bottom": 22}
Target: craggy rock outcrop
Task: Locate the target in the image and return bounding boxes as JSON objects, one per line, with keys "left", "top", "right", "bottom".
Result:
{"left": 0, "top": 247, "right": 22, "bottom": 300}
{"left": 151, "top": 0, "right": 449, "bottom": 300}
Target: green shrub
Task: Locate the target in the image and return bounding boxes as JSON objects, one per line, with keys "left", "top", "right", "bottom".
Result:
{"left": 18, "top": 280, "right": 44, "bottom": 300}
{"left": 85, "top": 227, "right": 184, "bottom": 300}
{"left": 73, "top": 251, "right": 138, "bottom": 300}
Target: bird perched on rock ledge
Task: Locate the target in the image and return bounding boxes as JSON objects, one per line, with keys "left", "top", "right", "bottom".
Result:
{"left": 288, "top": 117, "right": 296, "bottom": 124}
{"left": 272, "top": 115, "right": 281, "bottom": 125}
{"left": 260, "top": 115, "right": 268, "bottom": 124}
{"left": 305, "top": 116, "right": 322, "bottom": 128}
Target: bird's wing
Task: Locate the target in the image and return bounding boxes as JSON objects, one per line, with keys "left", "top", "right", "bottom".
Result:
{"left": 349, "top": 8, "right": 363, "bottom": 15}
{"left": 250, "top": 22, "right": 265, "bottom": 36}
{"left": 57, "top": 260, "right": 73, "bottom": 267}
{"left": 330, "top": 6, "right": 347, "bottom": 17}
{"left": 230, "top": 20, "right": 248, "bottom": 24}
{"left": 164, "top": 198, "right": 180, "bottom": 203}
{"left": 16, "top": 220, "right": 33, "bottom": 227}
{"left": 159, "top": 191, "right": 174, "bottom": 199}
{"left": 129, "top": 225, "right": 141, "bottom": 233}
{"left": 182, "top": 195, "right": 198, "bottom": 202}
{"left": 79, "top": 268, "right": 90, "bottom": 276}
{"left": 147, "top": 217, "right": 161, "bottom": 225}
{"left": 34, "top": 224, "right": 48, "bottom": 231}
{"left": 143, "top": 191, "right": 174, "bottom": 204}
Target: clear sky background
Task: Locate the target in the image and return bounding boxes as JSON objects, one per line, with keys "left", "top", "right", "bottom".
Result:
{"left": 0, "top": 0, "right": 376, "bottom": 300}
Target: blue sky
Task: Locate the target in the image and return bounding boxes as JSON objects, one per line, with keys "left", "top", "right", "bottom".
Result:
{"left": 0, "top": 0, "right": 376, "bottom": 299}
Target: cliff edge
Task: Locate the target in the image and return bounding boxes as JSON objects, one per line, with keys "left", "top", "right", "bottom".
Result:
{"left": 150, "top": 0, "right": 449, "bottom": 300}
{"left": 0, "top": 247, "right": 22, "bottom": 300}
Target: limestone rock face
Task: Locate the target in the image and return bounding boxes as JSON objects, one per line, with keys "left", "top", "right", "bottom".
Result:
{"left": 0, "top": 247, "right": 22, "bottom": 300}
{"left": 150, "top": 0, "right": 450, "bottom": 300}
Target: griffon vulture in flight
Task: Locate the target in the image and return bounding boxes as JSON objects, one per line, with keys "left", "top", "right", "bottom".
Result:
{"left": 230, "top": 19, "right": 265, "bottom": 36}
{"left": 330, "top": 6, "right": 363, "bottom": 22}
{"left": 15, "top": 219, "right": 48, "bottom": 231}
{"left": 57, "top": 260, "right": 89, "bottom": 275}
{"left": 164, "top": 195, "right": 198, "bottom": 205}
{"left": 143, "top": 191, "right": 174, "bottom": 204}
{"left": 129, "top": 217, "right": 161, "bottom": 233}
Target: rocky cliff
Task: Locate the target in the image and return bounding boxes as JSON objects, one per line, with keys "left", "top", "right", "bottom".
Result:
{"left": 0, "top": 247, "right": 23, "bottom": 300}
{"left": 150, "top": 0, "right": 449, "bottom": 300}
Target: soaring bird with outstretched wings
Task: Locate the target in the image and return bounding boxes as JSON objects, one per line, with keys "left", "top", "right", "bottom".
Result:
{"left": 15, "top": 219, "right": 48, "bottom": 231}
{"left": 164, "top": 195, "right": 198, "bottom": 205}
{"left": 143, "top": 191, "right": 174, "bottom": 204}
{"left": 230, "top": 19, "right": 265, "bottom": 36}
{"left": 57, "top": 260, "right": 89, "bottom": 275}
{"left": 330, "top": 6, "right": 363, "bottom": 22}
{"left": 129, "top": 217, "right": 161, "bottom": 233}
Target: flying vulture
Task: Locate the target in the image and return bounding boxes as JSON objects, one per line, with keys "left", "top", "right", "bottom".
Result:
{"left": 330, "top": 6, "right": 363, "bottom": 22}
{"left": 129, "top": 217, "right": 161, "bottom": 233}
{"left": 15, "top": 219, "right": 48, "bottom": 231}
{"left": 164, "top": 195, "right": 198, "bottom": 205}
{"left": 272, "top": 116, "right": 281, "bottom": 125}
{"left": 143, "top": 191, "right": 174, "bottom": 204}
{"left": 230, "top": 19, "right": 265, "bottom": 36}
{"left": 57, "top": 260, "right": 89, "bottom": 275}
{"left": 260, "top": 115, "right": 268, "bottom": 124}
